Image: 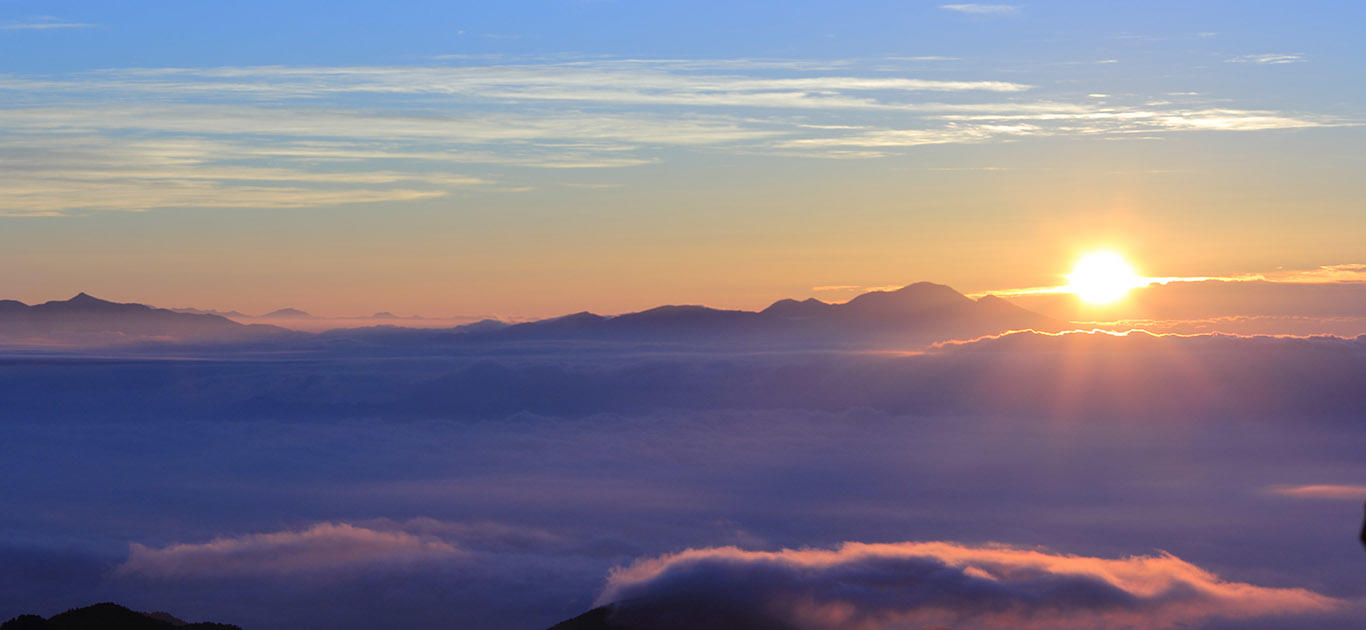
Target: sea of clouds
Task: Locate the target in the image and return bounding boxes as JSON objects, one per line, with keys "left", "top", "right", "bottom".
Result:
{"left": 2, "top": 330, "right": 1364, "bottom": 628}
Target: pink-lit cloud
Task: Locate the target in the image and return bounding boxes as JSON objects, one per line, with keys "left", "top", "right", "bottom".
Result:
{"left": 596, "top": 541, "right": 1341, "bottom": 630}
{"left": 1266, "top": 484, "right": 1366, "bottom": 500}
{"left": 117, "top": 522, "right": 463, "bottom": 578}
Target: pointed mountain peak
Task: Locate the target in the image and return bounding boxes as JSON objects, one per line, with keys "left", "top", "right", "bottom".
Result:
{"left": 50, "top": 292, "right": 124, "bottom": 309}
{"left": 554, "top": 311, "right": 606, "bottom": 322}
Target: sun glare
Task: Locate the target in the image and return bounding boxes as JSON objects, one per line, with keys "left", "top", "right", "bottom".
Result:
{"left": 1066, "top": 251, "right": 1146, "bottom": 305}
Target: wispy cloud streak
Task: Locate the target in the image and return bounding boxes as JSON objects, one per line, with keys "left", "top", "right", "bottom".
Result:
{"left": 1266, "top": 484, "right": 1366, "bottom": 499}
{"left": 1, "top": 17, "right": 96, "bottom": 31}
{"left": 0, "top": 57, "right": 1345, "bottom": 215}
{"left": 940, "top": 4, "right": 1020, "bottom": 15}
{"left": 1227, "top": 53, "right": 1307, "bottom": 64}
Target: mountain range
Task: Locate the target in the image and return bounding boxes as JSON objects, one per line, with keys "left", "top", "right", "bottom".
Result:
{"left": 449, "top": 281, "right": 1060, "bottom": 346}
{"left": 0, "top": 293, "right": 290, "bottom": 347}
{"left": 1, "top": 603, "right": 238, "bottom": 630}
{"left": 0, "top": 283, "right": 1062, "bottom": 349}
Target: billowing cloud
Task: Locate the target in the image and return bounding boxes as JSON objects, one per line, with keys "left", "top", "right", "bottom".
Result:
{"left": 595, "top": 542, "right": 1340, "bottom": 630}
{"left": 116, "top": 521, "right": 462, "bottom": 578}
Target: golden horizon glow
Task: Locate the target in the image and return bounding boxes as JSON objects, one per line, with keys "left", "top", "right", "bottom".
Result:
{"left": 1065, "top": 251, "right": 1147, "bottom": 305}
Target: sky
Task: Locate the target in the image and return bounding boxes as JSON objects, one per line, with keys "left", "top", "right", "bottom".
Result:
{"left": 1, "top": 1, "right": 1363, "bottom": 318}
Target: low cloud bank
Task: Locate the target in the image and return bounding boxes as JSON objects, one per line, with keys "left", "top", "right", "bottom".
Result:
{"left": 117, "top": 521, "right": 462, "bottom": 578}
{"left": 596, "top": 542, "right": 1341, "bottom": 630}
{"left": 6, "top": 330, "right": 1365, "bottom": 424}
{"left": 1003, "top": 275, "right": 1366, "bottom": 328}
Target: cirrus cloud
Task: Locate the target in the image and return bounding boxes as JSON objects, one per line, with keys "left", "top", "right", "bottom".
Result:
{"left": 940, "top": 4, "right": 1019, "bottom": 15}
{"left": 1, "top": 17, "right": 96, "bottom": 31}
{"left": 0, "top": 57, "right": 1344, "bottom": 215}
{"left": 1227, "top": 53, "right": 1307, "bottom": 65}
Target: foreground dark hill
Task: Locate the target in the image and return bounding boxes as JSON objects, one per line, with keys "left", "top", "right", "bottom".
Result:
{"left": 550, "top": 606, "right": 624, "bottom": 630}
{"left": 548, "top": 604, "right": 788, "bottom": 630}
{"left": 0, "top": 294, "right": 290, "bottom": 347}
{"left": 1, "top": 603, "right": 239, "bottom": 630}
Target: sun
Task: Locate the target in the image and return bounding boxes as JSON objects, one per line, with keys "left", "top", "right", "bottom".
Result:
{"left": 1065, "top": 251, "right": 1146, "bottom": 305}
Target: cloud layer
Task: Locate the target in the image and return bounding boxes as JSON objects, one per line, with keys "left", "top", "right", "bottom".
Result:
{"left": 5, "top": 329, "right": 1365, "bottom": 425}
{"left": 3, "top": 327, "right": 1364, "bottom": 629}
{"left": 992, "top": 268, "right": 1366, "bottom": 337}
{"left": 596, "top": 542, "right": 1340, "bottom": 630}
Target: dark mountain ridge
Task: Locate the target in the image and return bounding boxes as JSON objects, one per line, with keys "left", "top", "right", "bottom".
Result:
{"left": 1, "top": 603, "right": 238, "bottom": 630}
{"left": 0, "top": 294, "right": 290, "bottom": 346}
{"left": 469, "top": 281, "right": 1061, "bottom": 347}
{"left": 0, "top": 283, "right": 1060, "bottom": 351}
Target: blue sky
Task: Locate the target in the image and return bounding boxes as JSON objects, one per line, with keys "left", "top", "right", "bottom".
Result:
{"left": 4, "top": 2, "right": 1362, "bottom": 73}
{"left": 1, "top": 1, "right": 1362, "bottom": 316}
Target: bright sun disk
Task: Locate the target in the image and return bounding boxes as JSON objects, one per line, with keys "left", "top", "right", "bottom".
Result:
{"left": 1066, "top": 251, "right": 1146, "bottom": 305}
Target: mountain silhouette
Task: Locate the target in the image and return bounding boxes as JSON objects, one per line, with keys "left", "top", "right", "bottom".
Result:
{"left": 1, "top": 603, "right": 238, "bottom": 630}
{"left": 0, "top": 293, "right": 290, "bottom": 347}
{"left": 549, "top": 605, "right": 624, "bottom": 630}
{"left": 475, "top": 282, "right": 1061, "bottom": 346}
{"left": 171, "top": 307, "right": 250, "bottom": 319}
{"left": 1, "top": 282, "right": 1060, "bottom": 350}
{"left": 259, "top": 308, "right": 312, "bottom": 319}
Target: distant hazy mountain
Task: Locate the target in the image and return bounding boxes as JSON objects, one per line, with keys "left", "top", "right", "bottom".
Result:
{"left": 480, "top": 282, "right": 1061, "bottom": 346}
{"left": 1, "top": 283, "right": 1059, "bottom": 350}
{"left": 455, "top": 318, "right": 509, "bottom": 333}
{"left": 171, "top": 307, "right": 251, "bottom": 319}
{"left": 0, "top": 603, "right": 239, "bottom": 630}
{"left": 259, "top": 307, "right": 312, "bottom": 319}
{"left": 0, "top": 293, "right": 290, "bottom": 347}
